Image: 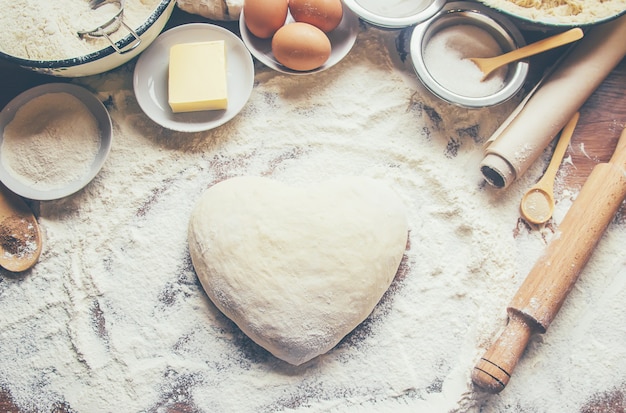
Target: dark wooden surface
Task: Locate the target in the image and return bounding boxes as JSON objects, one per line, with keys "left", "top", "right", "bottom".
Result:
{"left": 565, "top": 55, "right": 626, "bottom": 189}
{"left": 1, "top": 6, "right": 625, "bottom": 413}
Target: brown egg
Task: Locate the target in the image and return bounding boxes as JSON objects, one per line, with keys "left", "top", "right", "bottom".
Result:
{"left": 271, "top": 22, "right": 332, "bottom": 71}
{"left": 243, "top": 0, "right": 289, "bottom": 39}
{"left": 288, "top": 0, "right": 344, "bottom": 33}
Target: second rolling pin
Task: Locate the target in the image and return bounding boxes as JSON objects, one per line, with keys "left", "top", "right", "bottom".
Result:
{"left": 472, "top": 126, "right": 626, "bottom": 393}
{"left": 480, "top": 14, "right": 626, "bottom": 189}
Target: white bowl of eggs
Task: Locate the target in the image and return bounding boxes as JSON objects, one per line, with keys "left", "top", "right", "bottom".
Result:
{"left": 239, "top": 0, "right": 360, "bottom": 74}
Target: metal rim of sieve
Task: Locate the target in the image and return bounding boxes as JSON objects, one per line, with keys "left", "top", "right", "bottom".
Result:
{"left": 77, "top": 0, "right": 141, "bottom": 54}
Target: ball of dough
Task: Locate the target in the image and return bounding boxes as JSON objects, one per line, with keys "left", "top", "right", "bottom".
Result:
{"left": 188, "top": 176, "right": 408, "bottom": 365}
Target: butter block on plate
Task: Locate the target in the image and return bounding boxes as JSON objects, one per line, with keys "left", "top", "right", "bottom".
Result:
{"left": 168, "top": 40, "right": 228, "bottom": 113}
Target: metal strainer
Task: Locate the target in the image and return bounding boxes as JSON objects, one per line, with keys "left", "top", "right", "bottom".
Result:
{"left": 77, "top": 0, "right": 141, "bottom": 54}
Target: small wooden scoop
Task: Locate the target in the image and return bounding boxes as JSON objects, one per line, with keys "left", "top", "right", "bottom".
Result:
{"left": 520, "top": 112, "right": 579, "bottom": 225}
{"left": 469, "top": 28, "right": 584, "bottom": 79}
{"left": 472, "top": 126, "right": 626, "bottom": 393}
{"left": 0, "top": 184, "right": 42, "bottom": 272}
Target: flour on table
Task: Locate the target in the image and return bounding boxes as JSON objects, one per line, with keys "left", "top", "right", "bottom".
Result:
{"left": 0, "top": 25, "right": 624, "bottom": 413}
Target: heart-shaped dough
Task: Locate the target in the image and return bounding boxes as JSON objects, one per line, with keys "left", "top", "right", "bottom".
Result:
{"left": 188, "top": 176, "right": 408, "bottom": 365}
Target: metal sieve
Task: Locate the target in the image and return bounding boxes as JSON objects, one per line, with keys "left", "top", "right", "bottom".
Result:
{"left": 77, "top": 0, "right": 141, "bottom": 54}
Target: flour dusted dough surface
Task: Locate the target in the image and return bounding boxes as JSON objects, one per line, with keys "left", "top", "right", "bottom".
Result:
{"left": 188, "top": 176, "right": 408, "bottom": 365}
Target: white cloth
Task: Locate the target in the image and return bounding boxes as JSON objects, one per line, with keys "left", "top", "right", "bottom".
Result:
{"left": 176, "top": 0, "right": 243, "bottom": 21}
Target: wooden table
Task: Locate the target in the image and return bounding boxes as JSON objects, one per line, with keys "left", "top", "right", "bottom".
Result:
{"left": 1, "top": 7, "right": 625, "bottom": 412}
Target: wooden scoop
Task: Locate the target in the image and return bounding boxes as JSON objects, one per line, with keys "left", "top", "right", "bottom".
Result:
{"left": 469, "top": 28, "right": 584, "bottom": 79}
{"left": 520, "top": 112, "right": 579, "bottom": 225}
{"left": 472, "top": 126, "right": 626, "bottom": 393}
{"left": 0, "top": 184, "right": 42, "bottom": 272}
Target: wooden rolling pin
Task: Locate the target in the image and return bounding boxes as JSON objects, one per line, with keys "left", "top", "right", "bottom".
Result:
{"left": 472, "top": 127, "right": 626, "bottom": 393}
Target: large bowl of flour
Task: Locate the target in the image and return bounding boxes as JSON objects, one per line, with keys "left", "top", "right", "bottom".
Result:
{"left": 0, "top": 0, "right": 175, "bottom": 77}
{"left": 476, "top": 0, "right": 626, "bottom": 29}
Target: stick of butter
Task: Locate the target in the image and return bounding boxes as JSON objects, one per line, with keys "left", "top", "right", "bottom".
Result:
{"left": 168, "top": 40, "right": 228, "bottom": 113}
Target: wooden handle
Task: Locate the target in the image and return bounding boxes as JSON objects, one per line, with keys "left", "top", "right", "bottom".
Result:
{"left": 497, "top": 28, "right": 584, "bottom": 67}
{"left": 610, "top": 125, "right": 626, "bottom": 168}
{"left": 473, "top": 127, "right": 626, "bottom": 393}
{"left": 473, "top": 28, "right": 584, "bottom": 79}
{"left": 472, "top": 311, "right": 536, "bottom": 393}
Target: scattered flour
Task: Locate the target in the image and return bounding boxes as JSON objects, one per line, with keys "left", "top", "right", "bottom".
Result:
{"left": 0, "top": 25, "right": 624, "bottom": 413}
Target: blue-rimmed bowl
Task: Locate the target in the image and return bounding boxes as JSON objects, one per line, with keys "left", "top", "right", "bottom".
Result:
{"left": 0, "top": 0, "right": 175, "bottom": 77}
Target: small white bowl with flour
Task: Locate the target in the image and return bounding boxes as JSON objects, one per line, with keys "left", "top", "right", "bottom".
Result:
{"left": 0, "top": 83, "right": 112, "bottom": 200}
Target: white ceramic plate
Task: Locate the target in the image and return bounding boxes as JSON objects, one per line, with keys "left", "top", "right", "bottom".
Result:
{"left": 239, "top": 5, "right": 360, "bottom": 75}
{"left": 342, "top": 0, "right": 445, "bottom": 29}
{"left": 0, "top": 83, "right": 112, "bottom": 201}
{"left": 133, "top": 23, "right": 254, "bottom": 132}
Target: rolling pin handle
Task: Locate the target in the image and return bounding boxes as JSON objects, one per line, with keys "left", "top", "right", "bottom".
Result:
{"left": 610, "top": 127, "right": 626, "bottom": 168}
{"left": 472, "top": 310, "right": 539, "bottom": 393}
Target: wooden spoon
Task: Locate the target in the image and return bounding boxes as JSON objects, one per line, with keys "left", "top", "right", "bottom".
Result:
{"left": 520, "top": 112, "right": 579, "bottom": 225}
{"left": 469, "top": 28, "right": 584, "bottom": 80}
{"left": 0, "top": 184, "right": 42, "bottom": 272}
